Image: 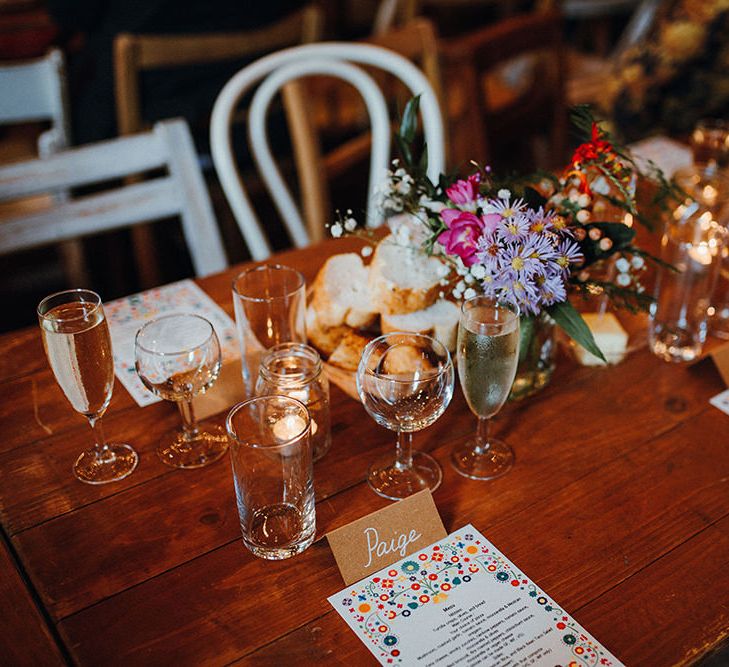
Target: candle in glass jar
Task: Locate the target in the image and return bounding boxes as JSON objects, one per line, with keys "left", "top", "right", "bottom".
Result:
{"left": 272, "top": 414, "right": 307, "bottom": 441}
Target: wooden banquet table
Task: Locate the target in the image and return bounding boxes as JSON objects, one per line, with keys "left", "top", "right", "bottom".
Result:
{"left": 1, "top": 236, "right": 728, "bottom": 666}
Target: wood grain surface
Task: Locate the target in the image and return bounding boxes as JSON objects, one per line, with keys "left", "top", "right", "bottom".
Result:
{"left": 0, "top": 237, "right": 727, "bottom": 666}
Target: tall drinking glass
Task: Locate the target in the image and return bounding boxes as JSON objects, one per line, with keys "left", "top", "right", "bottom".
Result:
{"left": 135, "top": 314, "right": 228, "bottom": 469}
{"left": 357, "top": 333, "right": 454, "bottom": 501}
{"left": 452, "top": 296, "right": 520, "bottom": 480}
{"left": 38, "top": 289, "right": 138, "bottom": 484}
{"left": 226, "top": 396, "right": 315, "bottom": 560}
{"left": 232, "top": 264, "right": 306, "bottom": 396}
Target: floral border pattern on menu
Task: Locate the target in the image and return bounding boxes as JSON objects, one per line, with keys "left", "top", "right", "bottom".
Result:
{"left": 336, "top": 527, "right": 616, "bottom": 666}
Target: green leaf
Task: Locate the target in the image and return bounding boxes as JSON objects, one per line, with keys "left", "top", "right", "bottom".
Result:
{"left": 548, "top": 301, "right": 606, "bottom": 362}
{"left": 399, "top": 95, "right": 421, "bottom": 144}
{"left": 418, "top": 142, "right": 429, "bottom": 174}
{"left": 395, "top": 134, "right": 413, "bottom": 167}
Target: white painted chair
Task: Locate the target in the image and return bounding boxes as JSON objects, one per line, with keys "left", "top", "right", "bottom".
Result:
{"left": 0, "top": 48, "right": 70, "bottom": 158}
{"left": 210, "top": 42, "right": 446, "bottom": 261}
{"left": 0, "top": 119, "right": 227, "bottom": 277}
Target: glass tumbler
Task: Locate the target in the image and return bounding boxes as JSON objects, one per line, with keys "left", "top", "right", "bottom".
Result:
{"left": 649, "top": 167, "right": 728, "bottom": 362}
{"left": 226, "top": 396, "right": 316, "bottom": 560}
{"left": 256, "top": 343, "right": 331, "bottom": 462}
{"left": 232, "top": 264, "right": 306, "bottom": 397}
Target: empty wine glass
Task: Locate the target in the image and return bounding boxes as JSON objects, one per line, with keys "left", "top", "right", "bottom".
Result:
{"left": 38, "top": 289, "right": 138, "bottom": 484}
{"left": 135, "top": 314, "right": 228, "bottom": 469}
{"left": 452, "top": 296, "right": 520, "bottom": 480}
{"left": 356, "top": 332, "right": 454, "bottom": 501}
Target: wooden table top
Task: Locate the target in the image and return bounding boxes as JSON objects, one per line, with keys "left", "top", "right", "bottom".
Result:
{"left": 1, "top": 236, "right": 728, "bottom": 666}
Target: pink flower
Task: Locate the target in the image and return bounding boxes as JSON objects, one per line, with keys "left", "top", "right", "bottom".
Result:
{"left": 438, "top": 209, "right": 484, "bottom": 266}
{"left": 445, "top": 173, "right": 480, "bottom": 206}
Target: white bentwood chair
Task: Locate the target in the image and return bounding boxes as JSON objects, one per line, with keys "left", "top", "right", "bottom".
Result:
{"left": 0, "top": 119, "right": 227, "bottom": 277}
{"left": 210, "top": 42, "right": 446, "bottom": 261}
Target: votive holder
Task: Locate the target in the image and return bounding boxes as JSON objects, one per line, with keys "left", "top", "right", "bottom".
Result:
{"left": 256, "top": 342, "right": 331, "bottom": 462}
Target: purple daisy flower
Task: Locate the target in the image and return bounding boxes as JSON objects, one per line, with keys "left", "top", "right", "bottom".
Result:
{"left": 556, "top": 238, "right": 584, "bottom": 273}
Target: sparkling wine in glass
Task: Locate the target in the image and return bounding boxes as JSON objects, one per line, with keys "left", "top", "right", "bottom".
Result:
{"left": 452, "top": 296, "right": 520, "bottom": 480}
{"left": 135, "top": 314, "right": 228, "bottom": 469}
{"left": 357, "top": 332, "right": 454, "bottom": 500}
{"left": 38, "top": 289, "right": 138, "bottom": 484}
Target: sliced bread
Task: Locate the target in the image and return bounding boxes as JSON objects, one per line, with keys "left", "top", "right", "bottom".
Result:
{"left": 310, "top": 253, "right": 378, "bottom": 329}
{"left": 380, "top": 299, "right": 460, "bottom": 352}
{"left": 327, "top": 330, "right": 374, "bottom": 372}
{"left": 368, "top": 234, "right": 449, "bottom": 315}
{"left": 306, "top": 305, "right": 349, "bottom": 358}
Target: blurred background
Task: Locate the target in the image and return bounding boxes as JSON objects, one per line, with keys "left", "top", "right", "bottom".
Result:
{"left": 1, "top": 0, "right": 727, "bottom": 332}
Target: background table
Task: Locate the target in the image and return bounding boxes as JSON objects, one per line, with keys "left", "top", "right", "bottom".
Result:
{"left": 1, "top": 237, "right": 728, "bottom": 666}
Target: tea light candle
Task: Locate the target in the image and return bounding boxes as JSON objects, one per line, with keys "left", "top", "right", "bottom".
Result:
{"left": 272, "top": 414, "right": 307, "bottom": 441}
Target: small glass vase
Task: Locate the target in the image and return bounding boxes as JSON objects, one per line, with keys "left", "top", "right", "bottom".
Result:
{"left": 509, "top": 312, "right": 556, "bottom": 401}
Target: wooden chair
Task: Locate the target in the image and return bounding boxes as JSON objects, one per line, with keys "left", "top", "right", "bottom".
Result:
{"left": 112, "top": 4, "right": 322, "bottom": 284}
{"left": 0, "top": 48, "right": 70, "bottom": 157}
{"left": 0, "top": 119, "right": 227, "bottom": 277}
{"left": 283, "top": 18, "right": 445, "bottom": 240}
{"left": 441, "top": 10, "right": 567, "bottom": 171}
{"left": 210, "top": 42, "right": 445, "bottom": 260}
{"left": 0, "top": 47, "right": 89, "bottom": 284}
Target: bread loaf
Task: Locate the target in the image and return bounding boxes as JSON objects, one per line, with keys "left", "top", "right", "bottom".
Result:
{"left": 380, "top": 299, "right": 460, "bottom": 352}
{"left": 327, "top": 330, "right": 375, "bottom": 372}
{"left": 306, "top": 305, "right": 349, "bottom": 357}
{"left": 368, "top": 235, "right": 449, "bottom": 315}
{"left": 310, "top": 253, "right": 378, "bottom": 329}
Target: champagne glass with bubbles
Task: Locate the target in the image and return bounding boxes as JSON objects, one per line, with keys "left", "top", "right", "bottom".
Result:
{"left": 38, "top": 289, "right": 138, "bottom": 484}
{"left": 135, "top": 314, "right": 228, "bottom": 469}
{"left": 357, "top": 332, "right": 454, "bottom": 501}
{"left": 452, "top": 296, "right": 520, "bottom": 480}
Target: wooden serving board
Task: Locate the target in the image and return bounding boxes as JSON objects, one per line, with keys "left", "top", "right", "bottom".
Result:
{"left": 322, "top": 360, "right": 359, "bottom": 401}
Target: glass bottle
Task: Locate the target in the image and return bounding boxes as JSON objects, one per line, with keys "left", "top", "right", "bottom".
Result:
{"left": 256, "top": 342, "right": 331, "bottom": 461}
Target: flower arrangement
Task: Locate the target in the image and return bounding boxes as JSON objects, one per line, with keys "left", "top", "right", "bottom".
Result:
{"left": 332, "top": 99, "right": 679, "bottom": 363}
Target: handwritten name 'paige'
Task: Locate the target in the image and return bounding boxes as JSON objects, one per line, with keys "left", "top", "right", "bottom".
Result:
{"left": 364, "top": 527, "right": 422, "bottom": 567}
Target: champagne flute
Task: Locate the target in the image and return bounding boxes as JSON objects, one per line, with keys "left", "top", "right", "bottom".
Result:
{"left": 135, "top": 314, "right": 228, "bottom": 469}
{"left": 452, "top": 296, "right": 520, "bottom": 480}
{"left": 357, "top": 332, "right": 454, "bottom": 501}
{"left": 38, "top": 289, "right": 138, "bottom": 484}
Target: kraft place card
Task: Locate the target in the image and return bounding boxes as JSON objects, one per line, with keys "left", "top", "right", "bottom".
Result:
{"left": 327, "top": 490, "right": 447, "bottom": 586}
{"left": 329, "top": 524, "right": 624, "bottom": 667}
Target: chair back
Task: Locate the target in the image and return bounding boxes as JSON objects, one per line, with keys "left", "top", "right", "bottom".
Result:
{"left": 442, "top": 10, "right": 567, "bottom": 169}
{"left": 210, "top": 42, "right": 445, "bottom": 260}
{"left": 0, "top": 119, "right": 227, "bottom": 277}
{"left": 0, "top": 48, "right": 70, "bottom": 156}
{"left": 282, "top": 18, "right": 445, "bottom": 242}
{"left": 113, "top": 5, "right": 323, "bottom": 136}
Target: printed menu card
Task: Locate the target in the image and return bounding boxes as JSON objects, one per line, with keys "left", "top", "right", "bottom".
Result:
{"left": 329, "top": 524, "right": 623, "bottom": 667}
{"left": 105, "top": 280, "right": 239, "bottom": 406}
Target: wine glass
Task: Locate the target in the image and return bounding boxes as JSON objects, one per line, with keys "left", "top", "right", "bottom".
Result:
{"left": 135, "top": 314, "right": 228, "bottom": 469}
{"left": 38, "top": 289, "right": 139, "bottom": 484}
{"left": 356, "top": 332, "right": 454, "bottom": 501}
{"left": 452, "top": 296, "right": 520, "bottom": 480}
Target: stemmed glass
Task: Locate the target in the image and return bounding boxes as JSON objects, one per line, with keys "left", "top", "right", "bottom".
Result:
{"left": 356, "top": 332, "right": 454, "bottom": 500}
{"left": 135, "top": 314, "right": 228, "bottom": 469}
{"left": 452, "top": 296, "right": 520, "bottom": 480}
{"left": 38, "top": 289, "right": 138, "bottom": 484}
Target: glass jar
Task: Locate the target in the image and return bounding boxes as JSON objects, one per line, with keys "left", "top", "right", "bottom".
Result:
{"left": 509, "top": 312, "right": 556, "bottom": 401}
{"left": 649, "top": 167, "right": 728, "bottom": 362}
{"left": 256, "top": 343, "right": 331, "bottom": 461}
